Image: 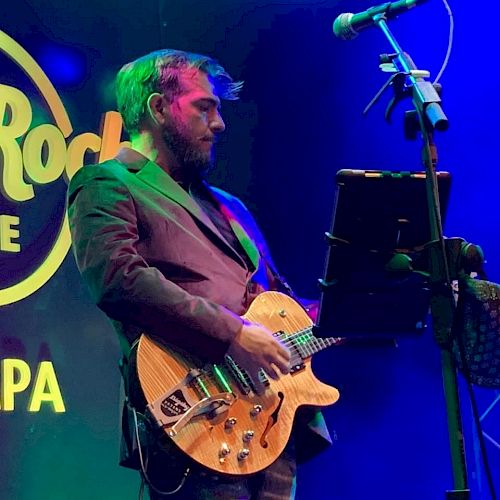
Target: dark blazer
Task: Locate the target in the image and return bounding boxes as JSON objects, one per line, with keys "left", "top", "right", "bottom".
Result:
{"left": 67, "top": 147, "right": 331, "bottom": 462}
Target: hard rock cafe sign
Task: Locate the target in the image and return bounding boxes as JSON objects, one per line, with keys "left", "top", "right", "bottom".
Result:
{"left": 0, "top": 29, "right": 128, "bottom": 307}
{"left": 0, "top": 29, "right": 129, "bottom": 412}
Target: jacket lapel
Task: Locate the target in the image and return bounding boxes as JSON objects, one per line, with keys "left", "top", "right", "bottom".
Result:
{"left": 115, "top": 148, "right": 248, "bottom": 267}
{"left": 209, "top": 188, "right": 260, "bottom": 271}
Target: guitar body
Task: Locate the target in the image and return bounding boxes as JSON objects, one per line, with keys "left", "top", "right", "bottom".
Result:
{"left": 136, "top": 291, "right": 339, "bottom": 476}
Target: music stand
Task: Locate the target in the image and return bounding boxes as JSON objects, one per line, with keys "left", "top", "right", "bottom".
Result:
{"left": 315, "top": 169, "right": 452, "bottom": 338}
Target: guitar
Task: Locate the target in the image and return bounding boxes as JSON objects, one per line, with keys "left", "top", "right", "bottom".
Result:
{"left": 136, "top": 291, "right": 341, "bottom": 476}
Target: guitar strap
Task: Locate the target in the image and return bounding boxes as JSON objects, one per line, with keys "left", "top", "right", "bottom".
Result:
{"left": 264, "top": 258, "right": 299, "bottom": 300}
{"left": 263, "top": 258, "right": 319, "bottom": 315}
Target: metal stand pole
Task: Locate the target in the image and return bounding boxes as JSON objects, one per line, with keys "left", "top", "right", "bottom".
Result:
{"left": 372, "top": 14, "right": 470, "bottom": 498}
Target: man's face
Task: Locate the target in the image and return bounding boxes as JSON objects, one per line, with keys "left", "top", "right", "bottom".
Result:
{"left": 162, "top": 68, "right": 225, "bottom": 179}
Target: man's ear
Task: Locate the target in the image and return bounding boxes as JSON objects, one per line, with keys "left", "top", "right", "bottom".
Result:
{"left": 147, "top": 93, "right": 168, "bottom": 126}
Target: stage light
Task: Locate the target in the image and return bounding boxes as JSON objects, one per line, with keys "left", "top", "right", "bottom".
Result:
{"left": 37, "top": 43, "right": 86, "bottom": 87}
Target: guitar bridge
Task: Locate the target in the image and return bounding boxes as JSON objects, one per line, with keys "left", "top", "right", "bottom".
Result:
{"left": 145, "top": 369, "right": 199, "bottom": 427}
{"left": 167, "top": 392, "right": 236, "bottom": 437}
{"left": 145, "top": 368, "right": 236, "bottom": 435}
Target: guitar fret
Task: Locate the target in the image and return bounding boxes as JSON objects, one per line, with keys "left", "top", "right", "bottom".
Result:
{"left": 307, "top": 340, "right": 314, "bottom": 356}
{"left": 304, "top": 342, "right": 313, "bottom": 356}
{"left": 318, "top": 338, "right": 325, "bottom": 352}
{"left": 312, "top": 338, "right": 320, "bottom": 354}
{"left": 317, "top": 338, "right": 324, "bottom": 353}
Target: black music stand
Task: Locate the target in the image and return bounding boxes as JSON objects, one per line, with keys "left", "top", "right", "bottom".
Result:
{"left": 315, "top": 169, "right": 452, "bottom": 338}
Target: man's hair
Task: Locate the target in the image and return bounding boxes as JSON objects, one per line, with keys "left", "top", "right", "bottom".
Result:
{"left": 116, "top": 49, "right": 243, "bottom": 135}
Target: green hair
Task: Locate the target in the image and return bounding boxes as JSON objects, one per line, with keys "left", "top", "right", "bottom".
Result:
{"left": 115, "top": 49, "right": 243, "bottom": 135}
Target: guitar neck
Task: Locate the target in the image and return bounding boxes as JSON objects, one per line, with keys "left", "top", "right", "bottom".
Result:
{"left": 280, "top": 328, "right": 342, "bottom": 359}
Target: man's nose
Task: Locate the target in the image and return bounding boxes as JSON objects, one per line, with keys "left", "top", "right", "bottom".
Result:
{"left": 210, "top": 110, "right": 225, "bottom": 133}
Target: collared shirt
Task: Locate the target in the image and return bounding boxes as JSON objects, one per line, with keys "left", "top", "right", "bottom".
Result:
{"left": 187, "top": 180, "right": 255, "bottom": 272}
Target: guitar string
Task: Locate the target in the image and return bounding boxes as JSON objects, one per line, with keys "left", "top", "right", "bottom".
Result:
{"left": 218, "top": 330, "right": 343, "bottom": 390}
{"left": 193, "top": 329, "right": 344, "bottom": 394}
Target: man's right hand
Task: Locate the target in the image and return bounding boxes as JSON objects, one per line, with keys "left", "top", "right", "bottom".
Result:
{"left": 226, "top": 321, "right": 291, "bottom": 394}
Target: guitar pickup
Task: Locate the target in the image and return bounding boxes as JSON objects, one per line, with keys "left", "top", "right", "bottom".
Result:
{"left": 225, "top": 355, "right": 251, "bottom": 395}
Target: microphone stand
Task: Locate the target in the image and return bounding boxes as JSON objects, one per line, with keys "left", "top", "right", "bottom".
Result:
{"left": 365, "top": 14, "right": 470, "bottom": 500}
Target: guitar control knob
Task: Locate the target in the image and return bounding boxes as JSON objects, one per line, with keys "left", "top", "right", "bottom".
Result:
{"left": 237, "top": 448, "right": 250, "bottom": 461}
{"left": 219, "top": 442, "right": 231, "bottom": 457}
{"left": 243, "top": 430, "right": 255, "bottom": 442}
{"left": 225, "top": 417, "right": 237, "bottom": 429}
{"left": 250, "top": 405, "right": 263, "bottom": 417}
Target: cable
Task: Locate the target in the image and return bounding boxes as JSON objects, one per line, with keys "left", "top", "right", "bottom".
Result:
{"left": 433, "top": 0, "right": 454, "bottom": 84}
{"left": 133, "top": 407, "right": 191, "bottom": 498}
{"left": 463, "top": 369, "right": 497, "bottom": 499}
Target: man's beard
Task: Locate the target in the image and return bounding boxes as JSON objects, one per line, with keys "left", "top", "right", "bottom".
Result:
{"left": 162, "top": 120, "right": 215, "bottom": 181}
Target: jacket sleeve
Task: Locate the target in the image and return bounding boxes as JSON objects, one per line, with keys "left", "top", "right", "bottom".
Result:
{"left": 67, "top": 165, "right": 243, "bottom": 361}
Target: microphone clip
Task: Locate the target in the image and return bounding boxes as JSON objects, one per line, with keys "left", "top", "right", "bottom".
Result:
{"left": 363, "top": 52, "right": 440, "bottom": 129}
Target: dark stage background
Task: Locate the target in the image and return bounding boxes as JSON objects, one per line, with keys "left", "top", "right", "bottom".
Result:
{"left": 1, "top": 0, "right": 499, "bottom": 498}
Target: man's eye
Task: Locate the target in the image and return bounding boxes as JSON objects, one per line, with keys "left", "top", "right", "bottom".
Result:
{"left": 197, "top": 104, "right": 210, "bottom": 112}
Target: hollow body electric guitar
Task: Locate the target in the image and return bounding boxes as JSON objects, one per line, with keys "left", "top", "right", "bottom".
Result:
{"left": 136, "top": 291, "right": 341, "bottom": 476}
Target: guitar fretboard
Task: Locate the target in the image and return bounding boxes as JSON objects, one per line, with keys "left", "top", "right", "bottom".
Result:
{"left": 279, "top": 328, "right": 342, "bottom": 359}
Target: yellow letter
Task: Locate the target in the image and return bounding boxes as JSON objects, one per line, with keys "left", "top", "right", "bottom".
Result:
{"left": 0, "top": 214, "right": 21, "bottom": 252}
{"left": 0, "top": 84, "right": 35, "bottom": 202}
{"left": 98, "top": 110, "right": 130, "bottom": 163}
{"left": 1, "top": 358, "right": 31, "bottom": 411}
{"left": 64, "top": 111, "right": 130, "bottom": 182}
{"left": 28, "top": 361, "right": 65, "bottom": 412}
{"left": 65, "top": 132, "right": 101, "bottom": 181}
{"left": 23, "top": 124, "right": 67, "bottom": 184}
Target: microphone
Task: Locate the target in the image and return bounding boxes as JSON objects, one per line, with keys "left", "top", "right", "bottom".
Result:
{"left": 333, "top": 0, "right": 428, "bottom": 40}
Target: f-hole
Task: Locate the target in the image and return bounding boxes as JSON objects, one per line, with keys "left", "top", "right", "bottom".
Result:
{"left": 259, "top": 391, "right": 284, "bottom": 449}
